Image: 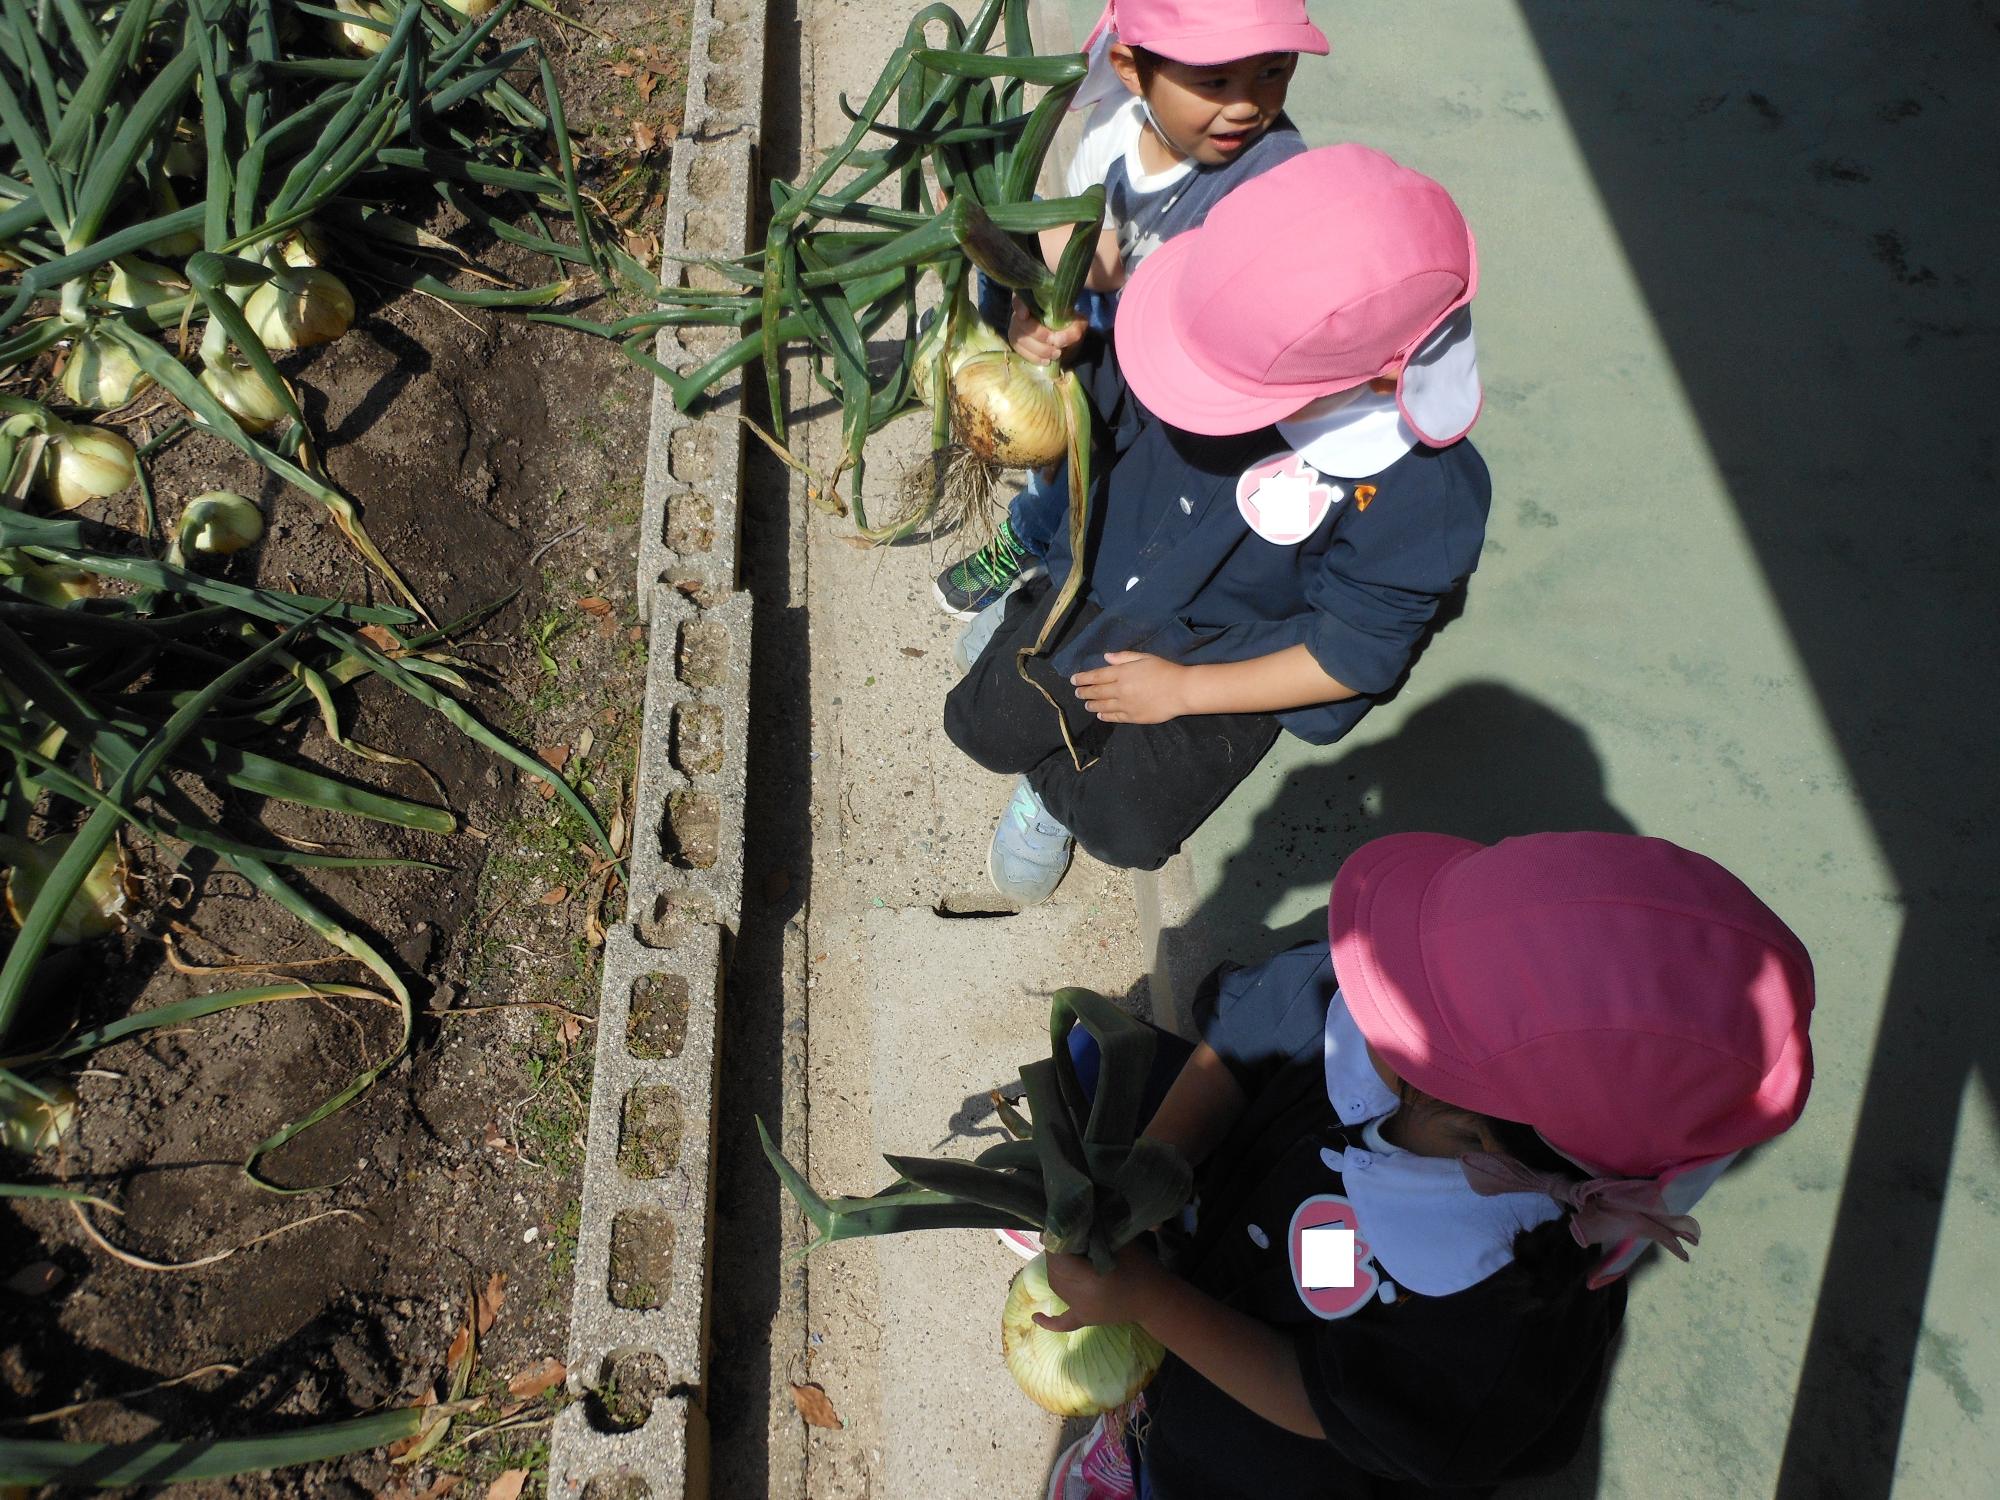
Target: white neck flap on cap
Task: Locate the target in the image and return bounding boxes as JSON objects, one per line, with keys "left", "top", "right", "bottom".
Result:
{"left": 1322, "top": 991, "right": 1562, "bottom": 1296}
{"left": 1276, "top": 383, "right": 1419, "bottom": 480}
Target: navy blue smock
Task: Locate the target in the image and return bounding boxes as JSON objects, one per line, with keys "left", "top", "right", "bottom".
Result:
{"left": 1132, "top": 942, "right": 1625, "bottom": 1498}
{"left": 1041, "top": 348, "right": 1492, "bottom": 744}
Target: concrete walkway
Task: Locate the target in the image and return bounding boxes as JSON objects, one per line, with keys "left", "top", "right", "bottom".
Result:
{"left": 778, "top": 1, "right": 1998, "bottom": 1496}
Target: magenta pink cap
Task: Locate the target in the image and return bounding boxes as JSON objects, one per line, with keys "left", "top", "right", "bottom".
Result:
{"left": 1115, "top": 145, "right": 1480, "bottom": 441}
{"left": 1329, "top": 832, "right": 1815, "bottom": 1182}
{"left": 1082, "top": 1, "right": 1330, "bottom": 66}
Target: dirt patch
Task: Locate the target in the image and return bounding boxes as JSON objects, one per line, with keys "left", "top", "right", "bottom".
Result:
{"left": 0, "top": 4, "right": 699, "bottom": 1494}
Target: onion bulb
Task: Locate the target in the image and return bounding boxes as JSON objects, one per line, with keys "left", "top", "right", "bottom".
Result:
{"left": 201, "top": 352, "right": 291, "bottom": 433}
{"left": 106, "top": 256, "right": 187, "bottom": 311}
{"left": 36, "top": 419, "right": 138, "bottom": 508}
{"left": 174, "top": 491, "right": 264, "bottom": 562}
{"left": 329, "top": 0, "right": 395, "bottom": 56}
{"left": 59, "top": 328, "right": 154, "bottom": 410}
{"left": 442, "top": 0, "right": 498, "bottom": 15}
{"left": 0, "top": 550, "right": 99, "bottom": 605}
{"left": 950, "top": 349, "right": 1068, "bottom": 469}
{"left": 0, "top": 1076, "right": 76, "bottom": 1155}
{"left": 1, "top": 833, "right": 129, "bottom": 947}
{"left": 244, "top": 267, "right": 356, "bottom": 351}
{"left": 1000, "top": 1254, "right": 1164, "bottom": 1417}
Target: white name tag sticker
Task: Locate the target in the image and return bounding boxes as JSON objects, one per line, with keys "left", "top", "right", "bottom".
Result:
{"left": 1299, "top": 1225, "right": 1357, "bottom": 1289}
{"left": 1234, "top": 453, "right": 1342, "bottom": 545}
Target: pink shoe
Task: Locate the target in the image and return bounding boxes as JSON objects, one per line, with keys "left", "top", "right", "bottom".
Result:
{"left": 996, "top": 1226, "right": 1044, "bottom": 1259}
{"left": 1045, "top": 1407, "right": 1139, "bottom": 1500}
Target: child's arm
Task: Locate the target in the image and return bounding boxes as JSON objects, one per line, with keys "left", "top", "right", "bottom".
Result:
{"left": 1072, "top": 643, "right": 1357, "bottom": 725}
{"left": 1142, "top": 1040, "right": 1248, "bottom": 1166}
{"left": 1041, "top": 1243, "right": 1324, "bottom": 1439}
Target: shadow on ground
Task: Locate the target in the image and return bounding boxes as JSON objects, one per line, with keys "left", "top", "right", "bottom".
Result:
{"left": 1509, "top": 3, "right": 2000, "bottom": 1494}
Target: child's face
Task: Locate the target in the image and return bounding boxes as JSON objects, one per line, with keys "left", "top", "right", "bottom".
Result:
{"left": 1113, "top": 47, "right": 1299, "bottom": 167}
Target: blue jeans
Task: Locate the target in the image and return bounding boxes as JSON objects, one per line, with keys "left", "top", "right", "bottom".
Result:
{"left": 976, "top": 275, "right": 1116, "bottom": 557}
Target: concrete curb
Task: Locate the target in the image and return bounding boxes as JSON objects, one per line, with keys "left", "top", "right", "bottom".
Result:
{"left": 549, "top": 2, "right": 769, "bottom": 1496}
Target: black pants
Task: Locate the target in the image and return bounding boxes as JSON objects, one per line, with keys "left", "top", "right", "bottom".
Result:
{"left": 944, "top": 577, "right": 1280, "bottom": 871}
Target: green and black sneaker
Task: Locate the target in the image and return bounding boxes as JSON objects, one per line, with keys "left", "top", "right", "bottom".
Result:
{"left": 932, "top": 519, "right": 1035, "bottom": 620}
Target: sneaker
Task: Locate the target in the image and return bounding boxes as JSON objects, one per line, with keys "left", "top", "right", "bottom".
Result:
{"left": 988, "top": 777, "right": 1073, "bottom": 906}
{"left": 953, "top": 591, "right": 1011, "bottom": 674}
{"left": 996, "top": 1226, "right": 1044, "bottom": 1259}
{"left": 1046, "top": 1410, "right": 1139, "bottom": 1500}
{"left": 934, "top": 520, "right": 1033, "bottom": 619}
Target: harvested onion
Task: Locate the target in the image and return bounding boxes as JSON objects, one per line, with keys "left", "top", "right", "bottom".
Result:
{"left": 1001, "top": 1254, "right": 1164, "bottom": 1417}
{"left": 950, "top": 348, "right": 1067, "bottom": 469}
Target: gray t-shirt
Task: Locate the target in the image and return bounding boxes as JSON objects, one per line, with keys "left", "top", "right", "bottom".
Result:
{"left": 1063, "top": 96, "right": 1306, "bottom": 273}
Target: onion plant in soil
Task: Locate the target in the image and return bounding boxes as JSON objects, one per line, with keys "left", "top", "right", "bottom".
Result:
{"left": 0, "top": 1, "right": 685, "bottom": 1489}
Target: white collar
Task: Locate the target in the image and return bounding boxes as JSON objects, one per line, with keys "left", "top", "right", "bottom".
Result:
{"left": 1276, "top": 383, "right": 1419, "bottom": 480}
{"left": 1117, "top": 97, "right": 1193, "bottom": 194}
{"left": 1322, "top": 992, "right": 1562, "bottom": 1296}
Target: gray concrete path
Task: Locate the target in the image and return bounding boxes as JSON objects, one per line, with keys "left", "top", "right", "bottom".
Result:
{"left": 771, "top": 1, "right": 1995, "bottom": 1496}
{"left": 1113, "top": 1, "right": 1999, "bottom": 1495}
{"left": 790, "top": 6, "right": 1143, "bottom": 1498}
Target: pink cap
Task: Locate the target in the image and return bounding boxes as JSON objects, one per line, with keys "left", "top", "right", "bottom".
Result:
{"left": 1329, "top": 832, "right": 1815, "bottom": 1182}
{"left": 1115, "top": 145, "right": 1481, "bottom": 443}
{"left": 1082, "top": 1, "right": 1330, "bottom": 66}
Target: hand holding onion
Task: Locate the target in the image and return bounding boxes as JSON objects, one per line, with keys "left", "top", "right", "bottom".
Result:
{"left": 1035, "top": 1241, "right": 1164, "bottom": 1331}
{"left": 1007, "top": 293, "right": 1088, "bottom": 366}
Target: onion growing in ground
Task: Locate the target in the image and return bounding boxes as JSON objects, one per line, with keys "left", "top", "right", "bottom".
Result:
{"left": 105, "top": 257, "right": 186, "bottom": 311}
{"left": 244, "top": 267, "right": 356, "bottom": 351}
{"left": 59, "top": 327, "right": 154, "bottom": 409}
{"left": 201, "top": 352, "right": 291, "bottom": 433}
{"left": 762, "top": 989, "right": 1192, "bottom": 1416}
{"left": 171, "top": 491, "right": 264, "bottom": 564}
{"left": 1002, "top": 1252, "right": 1165, "bottom": 1416}
{"left": 1, "top": 834, "right": 129, "bottom": 946}
{"left": 36, "top": 419, "right": 139, "bottom": 508}
{"left": 329, "top": 0, "right": 395, "bottom": 56}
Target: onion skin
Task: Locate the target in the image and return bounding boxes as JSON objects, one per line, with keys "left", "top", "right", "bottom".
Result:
{"left": 950, "top": 350, "right": 1067, "bottom": 469}
{"left": 1000, "top": 1254, "right": 1164, "bottom": 1417}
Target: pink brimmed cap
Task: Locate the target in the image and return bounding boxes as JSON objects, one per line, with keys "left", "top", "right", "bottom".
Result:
{"left": 1116, "top": 145, "right": 1481, "bottom": 444}
{"left": 1328, "top": 832, "right": 1815, "bottom": 1182}
{"left": 1082, "top": 1, "right": 1330, "bottom": 66}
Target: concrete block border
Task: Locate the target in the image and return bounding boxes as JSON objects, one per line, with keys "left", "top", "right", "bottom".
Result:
{"left": 549, "top": 2, "right": 769, "bottom": 1496}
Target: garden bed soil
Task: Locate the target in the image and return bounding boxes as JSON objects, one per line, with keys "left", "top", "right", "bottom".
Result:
{"left": 1, "top": 4, "right": 697, "bottom": 1494}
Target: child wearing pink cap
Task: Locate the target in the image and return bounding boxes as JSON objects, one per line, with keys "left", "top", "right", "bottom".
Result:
{"left": 1038, "top": 832, "right": 1815, "bottom": 1500}
{"left": 946, "top": 145, "right": 1490, "bottom": 904}
{"left": 932, "top": 0, "right": 1328, "bottom": 619}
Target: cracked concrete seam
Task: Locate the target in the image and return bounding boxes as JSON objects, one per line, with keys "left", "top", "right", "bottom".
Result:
{"left": 548, "top": 2, "right": 771, "bottom": 1497}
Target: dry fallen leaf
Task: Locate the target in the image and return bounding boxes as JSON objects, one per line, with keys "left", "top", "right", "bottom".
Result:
{"left": 423, "top": 1479, "right": 463, "bottom": 1500}
{"left": 789, "top": 1381, "right": 844, "bottom": 1429}
{"left": 444, "top": 1324, "right": 471, "bottom": 1375}
{"left": 625, "top": 626, "right": 645, "bottom": 642}
{"left": 577, "top": 596, "right": 613, "bottom": 617}
{"left": 638, "top": 71, "right": 657, "bottom": 101}
{"left": 632, "top": 119, "right": 657, "bottom": 153}
{"left": 359, "top": 624, "right": 399, "bottom": 652}
{"left": 540, "top": 885, "right": 569, "bottom": 905}
{"left": 559, "top": 1012, "right": 584, "bottom": 1045}
{"left": 538, "top": 745, "right": 572, "bottom": 772}
{"left": 507, "top": 1356, "right": 567, "bottom": 1400}
{"left": 476, "top": 1271, "right": 507, "bottom": 1335}
{"left": 535, "top": 781, "right": 557, "bottom": 801}
{"left": 577, "top": 727, "right": 595, "bottom": 760}
{"left": 485, "top": 1473, "right": 528, "bottom": 1500}
{"left": 899, "top": 646, "right": 927, "bottom": 658}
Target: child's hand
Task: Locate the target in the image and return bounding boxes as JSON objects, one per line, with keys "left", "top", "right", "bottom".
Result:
{"left": 1071, "top": 652, "right": 1193, "bottom": 724}
{"left": 1036, "top": 1242, "right": 1163, "bottom": 1331}
{"left": 1008, "top": 293, "right": 1088, "bottom": 365}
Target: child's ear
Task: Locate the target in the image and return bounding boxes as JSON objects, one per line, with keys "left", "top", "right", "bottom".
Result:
{"left": 1109, "top": 43, "right": 1145, "bottom": 96}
